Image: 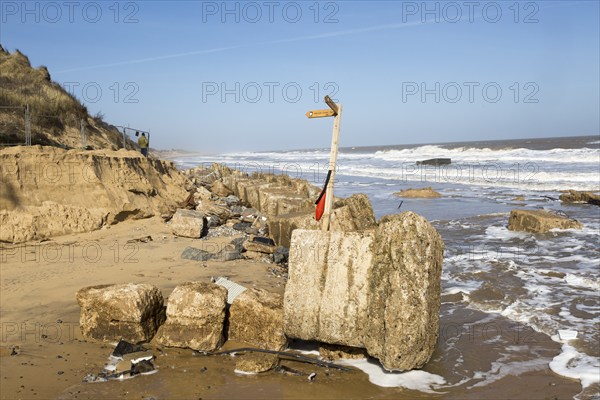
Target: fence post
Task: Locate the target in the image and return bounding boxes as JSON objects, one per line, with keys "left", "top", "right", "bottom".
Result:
{"left": 25, "top": 104, "right": 31, "bottom": 146}
{"left": 80, "top": 118, "right": 86, "bottom": 149}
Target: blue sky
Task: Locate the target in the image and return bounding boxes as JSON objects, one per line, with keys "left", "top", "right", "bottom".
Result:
{"left": 1, "top": 0, "right": 598, "bottom": 152}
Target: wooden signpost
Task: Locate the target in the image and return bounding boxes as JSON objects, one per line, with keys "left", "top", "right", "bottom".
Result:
{"left": 306, "top": 95, "right": 342, "bottom": 231}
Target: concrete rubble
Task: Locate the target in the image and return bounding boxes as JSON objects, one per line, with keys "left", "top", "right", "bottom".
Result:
{"left": 170, "top": 209, "right": 208, "bottom": 238}
{"left": 284, "top": 212, "right": 444, "bottom": 371}
{"left": 228, "top": 288, "right": 288, "bottom": 351}
{"left": 76, "top": 283, "right": 165, "bottom": 343}
{"left": 154, "top": 282, "right": 228, "bottom": 351}
{"left": 75, "top": 163, "right": 446, "bottom": 376}
{"left": 508, "top": 209, "right": 583, "bottom": 233}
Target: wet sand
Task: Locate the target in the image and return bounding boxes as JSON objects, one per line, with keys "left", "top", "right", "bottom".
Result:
{"left": 0, "top": 217, "right": 583, "bottom": 399}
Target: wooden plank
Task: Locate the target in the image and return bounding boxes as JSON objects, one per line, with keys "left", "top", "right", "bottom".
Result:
{"left": 306, "top": 109, "right": 336, "bottom": 118}
{"left": 321, "top": 103, "right": 342, "bottom": 231}
{"left": 324, "top": 95, "right": 339, "bottom": 114}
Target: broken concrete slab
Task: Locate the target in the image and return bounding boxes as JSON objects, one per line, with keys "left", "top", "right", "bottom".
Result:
{"left": 181, "top": 246, "right": 213, "bottom": 262}
{"left": 283, "top": 211, "right": 444, "bottom": 371}
{"left": 559, "top": 190, "right": 600, "bottom": 206}
{"left": 243, "top": 236, "right": 277, "bottom": 254}
{"left": 229, "top": 288, "right": 287, "bottom": 351}
{"left": 235, "top": 353, "right": 279, "bottom": 374}
{"left": 332, "top": 193, "right": 377, "bottom": 231}
{"left": 170, "top": 209, "right": 208, "bottom": 238}
{"left": 154, "top": 282, "right": 227, "bottom": 351}
{"left": 508, "top": 209, "right": 583, "bottom": 233}
{"left": 284, "top": 230, "right": 374, "bottom": 348}
{"left": 363, "top": 213, "right": 444, "bottom": 371}
{"left": 195, "top": 201, "right": 231, "bottom": 227}
{"left": 268, "top": 211, "right": 319, "bottom": 248}
{"left": 76, "top": 283, "right": 165, "bottom": 344}
{"left": 210, "top": 180, "right": 234, "bottom": 197}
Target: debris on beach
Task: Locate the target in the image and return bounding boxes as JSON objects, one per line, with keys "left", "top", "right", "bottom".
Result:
{"left": 228, "top": 287, "right": 287, "bottom": 351}
{"left": 111, "top": 340, "right": 147, "bottom": 358}
{"left": 559, "top": 190, "right": 600, "bottom": 206}
{"left": 180, "top": 246, "right": 212, "bottom": 262}
{"left": 394, "top": 187, "right": 442, "bottom": 198}
{"left": 126, "top": 235, "right": 153, "bottom": 243}
{"left": 284, "top": 212, "right": 444, "bottom": 371}
{"left": 212, "top": 348, "right": 351, "bottom": 372}
{"left": 83, "top": 341, "right": 157, "bottom": 383}
{"left": 154, "top": 282, "right": 227, "bottom": 351}
{"left": 76, "top": 283, "right": 165, "bottom": 343}
{"left": 170, "top": 209, "right": 209, "bottom": 238}
{"left": 416, "top": 158, "right": 451, "bottom": 166}
{"left": 73, "top": 163, "right": 445, "bottom": 381}
{"left": 507, "top": 209, "right": 583, "bottom": 233}
{"left": 212, "top": 276, "right": 247, "bottom": 304}
{"left": 243, "top": 235, "right": 277, "bottom": 260}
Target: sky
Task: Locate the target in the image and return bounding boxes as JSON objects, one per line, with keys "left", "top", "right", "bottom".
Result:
{"left": 1, "top": 0, "right": 599, "bottom": 152}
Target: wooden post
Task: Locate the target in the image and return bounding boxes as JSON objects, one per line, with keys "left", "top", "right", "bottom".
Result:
{"left": 24, "top": 104, "right": 31, "bottom": 146}
{"left": 306, "top": 96, "right": 342, "bottom": 231}
{"left": 321, "top": 103, "right": 342, "bottom": 231}
{"left": 80, "top": 119, "right": 86, "bottom": 149}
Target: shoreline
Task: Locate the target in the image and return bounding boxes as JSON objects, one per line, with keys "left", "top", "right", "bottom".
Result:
{"left": 0, "top": 216, "right": 584, "bottom": 399}
{"left": 1, "top": 144, "right": 598, "bottom": 399}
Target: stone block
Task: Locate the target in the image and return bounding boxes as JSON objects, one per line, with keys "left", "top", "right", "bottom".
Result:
{"left": 170, "top": 209, "right": 208, "bottom": 238}
{"left": 154, "top": 282, "right": 227, "bottom": 351}
{"left": 76, "top": 283, "right": 164, "bottom": 343}
{"left": 508, "top": 209, "right": 583, "bottom": 233}
{"left": 229, "top": 288, "right": 287, "bottom": 351}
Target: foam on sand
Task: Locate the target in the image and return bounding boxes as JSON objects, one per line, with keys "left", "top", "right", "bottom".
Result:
{"left": 340, "top": 358, "right": 446, "bottom": 393}
{"left": 549, "top": 340, "right": 600, "bottom": 389}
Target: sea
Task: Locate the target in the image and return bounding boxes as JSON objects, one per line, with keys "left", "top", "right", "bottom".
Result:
{"left": 173, "top": 135, "right": 600, "bottom": 398}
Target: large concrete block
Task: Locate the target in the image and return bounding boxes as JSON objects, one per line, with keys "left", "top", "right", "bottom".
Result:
{"left": 210, "top": 180, "right": 234, "bottom": 197}
{"left": 277, "top": 197, "right": 314, "bottom": 216}
{"left": 154, "top": 282, "right": 227, "bottom": 351}
{"left": 284, "top": 230, "right": 374, "bottom": 347}
{"left": 363, "top": 213, "right": 444, "bottom": 371}
{"left": 259, "top": 188, "right": 307, "bottom": 216}
{"left": 268, "top": 211, "right": 319, "bottom": 248}
{"left": 228, "top": 288, "right": 287, "bottom": 351}
{"left": 268, "top": 193, "right": 377, "bottom": 247}
{"left": 237, "top": 181, "right": 273, "bottom": 209}
{"left": 76, "top": 283, "right": 164, "bottom": 343}
{"left": 283, "top": 211, "right": 444, "bottom": 371}
{"left": 170, "top": 209, "right": 208, "bottom": 238}
{"left": 508, "top": 209, "right": 583, "bottom": 233}
{"left": 559, "top": 189, "right": 600, "bottom": 206}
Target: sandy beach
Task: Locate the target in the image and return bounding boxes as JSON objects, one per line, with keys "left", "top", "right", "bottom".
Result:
{"left": 0, "top": 215, "right": 584, "bottom": 399}
{"left": 2, "top": 2, "right": 599, "bottom": 397}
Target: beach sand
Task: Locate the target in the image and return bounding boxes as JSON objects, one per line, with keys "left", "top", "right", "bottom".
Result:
{"left": 0, "top": 216, "right": 583, "bottom": 399}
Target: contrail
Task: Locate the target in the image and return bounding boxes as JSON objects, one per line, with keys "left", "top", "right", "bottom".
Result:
{"left": 54, "top": 0, "right": 589, "bottom": 74}
{"left": 54, "top": 21, "right": 424, "bottom": 74}
{"left": 56, "top": 45, "right": 243, "bottom": 73}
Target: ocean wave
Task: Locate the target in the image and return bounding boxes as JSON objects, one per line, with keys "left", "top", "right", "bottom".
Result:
{"left": 564, "top": 274, "right": 600, "bottom": 290}
{"left": 176, "top": 144, "right": 599, "bottom": 192}
{"left": 373, "top": 146, "right": 600, "bottom": 164}
{"left": 549, "top": 342, "right": 600, "bottom": 389}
